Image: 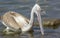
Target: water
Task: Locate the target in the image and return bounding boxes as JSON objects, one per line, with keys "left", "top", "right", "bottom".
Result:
{"left": 0, "top": 0, "right": 60, "bottom": 38}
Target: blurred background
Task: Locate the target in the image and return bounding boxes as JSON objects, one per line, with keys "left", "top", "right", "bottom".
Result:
{"left": 0, "top": 0, "right": 60, "bottom": 38}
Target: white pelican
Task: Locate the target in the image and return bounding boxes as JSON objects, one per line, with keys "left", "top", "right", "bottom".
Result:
{"left": 0, "top": 4, "right": 44, "bottom": 35}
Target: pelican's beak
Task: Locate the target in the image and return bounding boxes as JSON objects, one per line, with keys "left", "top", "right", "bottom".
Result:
{"left": 37, "top": 12, "right": 44, "bottom": 35}
{"left": 33, "top": 4, "right": 44, "bottom": 35}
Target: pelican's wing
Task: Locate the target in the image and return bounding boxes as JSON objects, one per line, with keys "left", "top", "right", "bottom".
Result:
{"left": 10, "top": 11, "right": 29, "bottom": 24}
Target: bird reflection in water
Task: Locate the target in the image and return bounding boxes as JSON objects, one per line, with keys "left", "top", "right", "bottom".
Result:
{"left": 1, "top": 29, "right": 45, "bottom": 38}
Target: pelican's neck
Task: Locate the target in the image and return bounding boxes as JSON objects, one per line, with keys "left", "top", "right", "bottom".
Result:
{"left": 21, "top": 10, "right": 34, "bottom": 32}
{"left": 29, "top": 10, "right": 34, "bottom": 26}
{"left": 21, "top": 7, "right": 34, "bottom": 32}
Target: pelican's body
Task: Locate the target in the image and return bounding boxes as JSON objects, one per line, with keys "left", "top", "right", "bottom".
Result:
{"left": 0, "top": 4, "right": 44, "bottom": 35}
{"left": 1, "top": 11, "right": 32, "bottom": 32}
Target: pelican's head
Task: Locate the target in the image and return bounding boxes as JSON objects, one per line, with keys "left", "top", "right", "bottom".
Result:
{"left": 31, "top": 4, "right": 41, "bottom": 14}
{"left": 32, "top": 4, "right": 46, "bottom": 15}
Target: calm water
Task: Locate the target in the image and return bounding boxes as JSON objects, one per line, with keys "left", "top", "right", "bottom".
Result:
{"left": 0, "top": 0, "right": 60, "bottom": 38}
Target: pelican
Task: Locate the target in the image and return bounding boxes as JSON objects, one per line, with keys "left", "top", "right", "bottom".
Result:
{"left": 0, "top": 4, "right": 44, "bottom": 35}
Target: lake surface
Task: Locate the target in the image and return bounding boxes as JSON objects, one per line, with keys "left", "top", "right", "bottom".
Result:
{"left": 0, "top": 0, "right": 60, "bottom": 38}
